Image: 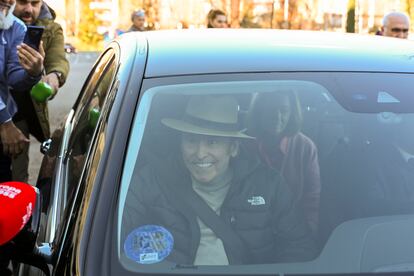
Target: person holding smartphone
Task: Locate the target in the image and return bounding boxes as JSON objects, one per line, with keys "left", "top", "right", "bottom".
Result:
{"left": 0, "top": 0, "right": 44, "bottom": 182}
{"left": 11, "top": 0, "right": 69, "bottom": 182}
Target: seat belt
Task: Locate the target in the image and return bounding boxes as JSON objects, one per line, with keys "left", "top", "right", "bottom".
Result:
{"left": 184, "top": 189, "right": 249, "bottom": 265}
{"left": 157, "top": 158, "right": 250, "bottom": 264}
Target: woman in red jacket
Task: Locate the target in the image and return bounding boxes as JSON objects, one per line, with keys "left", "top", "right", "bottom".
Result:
{"left": 247, "top": 91, "right": 321, "bottom": 234}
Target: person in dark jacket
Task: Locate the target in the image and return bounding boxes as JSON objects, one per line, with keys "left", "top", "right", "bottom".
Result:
{"left": 127, "top": 9, "right": 146, "bottom": 32}
{"left": 320, "top": 113, "right": 414, "bottom": 243}
{"left": 11, "top": 0, "right": 70, "bottom": 182}
{"left": 122, "top": 95, "right": 316, "bottom": 265}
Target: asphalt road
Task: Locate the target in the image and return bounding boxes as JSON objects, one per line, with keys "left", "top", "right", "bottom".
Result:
{"left": 28, "top": 52, "right": 100, "bottom": 184}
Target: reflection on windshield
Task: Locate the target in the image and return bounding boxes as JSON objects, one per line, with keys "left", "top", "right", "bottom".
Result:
{"left": 119, "top": 76, "right": 414, "bottom": 274}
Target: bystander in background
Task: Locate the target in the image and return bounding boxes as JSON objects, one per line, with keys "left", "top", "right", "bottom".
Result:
{"left": 128, "top": 9, "right": 146, "bottom": 32}
{"left": 206, "top": 9, "right": 228, "bottom": 28}
{"left": 11, "top": 0, "right": 70, "bottom": 182}
{"left": 381, "top": 11, "right": 410, "bottom": 39}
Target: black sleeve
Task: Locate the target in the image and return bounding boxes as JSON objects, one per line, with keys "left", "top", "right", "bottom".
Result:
{"left": 271, "top": 174, "right": 318, "bottom": 262}
{"left": 121, "top": 166, "right": 154, "bottom": 243}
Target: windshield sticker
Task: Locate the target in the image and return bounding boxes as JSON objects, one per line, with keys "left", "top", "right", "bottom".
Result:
{"left": 377, "top": 91, "right": 400, "bottom": 103}
{"left": 124, "top": 225, "right": 174, "bottom": 264}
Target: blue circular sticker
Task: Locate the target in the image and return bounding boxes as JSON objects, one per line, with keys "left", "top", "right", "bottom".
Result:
{"left": 124, "top": 225, "right": 174, "bottom": 264}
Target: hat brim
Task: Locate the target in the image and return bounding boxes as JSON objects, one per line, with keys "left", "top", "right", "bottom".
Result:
{"left": 162, "top": 118, "right": 254, "bottom": 139}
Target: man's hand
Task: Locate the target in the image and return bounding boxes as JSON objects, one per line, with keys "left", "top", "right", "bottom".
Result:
{"left": 16, "top": 42, "right": 44, "bottom": 77}
{"left": 0, "top": 121, "right": 30, "bottom": 157}
{"left": 42, "top": 73, "right": 59, "bottom": 97}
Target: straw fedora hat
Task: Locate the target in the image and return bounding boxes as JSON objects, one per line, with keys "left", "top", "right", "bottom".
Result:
{"left": 162, "top": 95, "right": 254, "bottom": 139}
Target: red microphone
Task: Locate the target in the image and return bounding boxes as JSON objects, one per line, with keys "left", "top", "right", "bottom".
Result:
{"left": 0, "top": 182, "right": 37, "bottom": 246}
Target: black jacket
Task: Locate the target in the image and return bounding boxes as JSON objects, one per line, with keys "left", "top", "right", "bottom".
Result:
{"left": 122, "top": 152, "right": 316, "bottom": 265}
{"left": 320, "top": 140, "right": 414, "bottom": 243}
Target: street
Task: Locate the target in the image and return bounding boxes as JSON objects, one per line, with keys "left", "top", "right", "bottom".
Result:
{"left": 28, "top": 52, "right": 100, "bottom": 185}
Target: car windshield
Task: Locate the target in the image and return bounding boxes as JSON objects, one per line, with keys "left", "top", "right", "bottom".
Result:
{"left": 117, "top": 72, "right": 414, "bottom": 274}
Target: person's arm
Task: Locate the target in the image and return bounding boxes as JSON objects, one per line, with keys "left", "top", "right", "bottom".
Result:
{"left": 44, "top": 22, "right": 69, "bottom": 87}
{"left": 0, "top": 22, "right": 34, "bottom": 156}
{"left": 356, "top": 167, "right": 414, "bottom": 216}
{"left": 6, "top": 22, "right": 43, "bottom": 90}
{"left": 0, "top": 100, "right": 12, "bottom": 125}
{"left": 272, "top": 174, "right": 318, "bottom": 262}
{"left": 0, "top": 120, "right": 30, "bottom": 156}
{"left": 42, "top": 22, "right": 70, "bottom": 94}
{"left": 122, "top": 166, "right": 154, "bottom": 242}
{"left": 303, "top": 140, "right": 321, "bottom": 234}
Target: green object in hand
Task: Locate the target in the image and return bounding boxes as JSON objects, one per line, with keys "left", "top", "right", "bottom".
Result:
{"left": 30, "top": 81, "right": 53, "bottom": 102}
{"left": 88, "top": 108, "right": 100, "bottom": 128}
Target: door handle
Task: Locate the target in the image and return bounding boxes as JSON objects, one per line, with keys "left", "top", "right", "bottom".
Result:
{"left": 40, "top": 138, "right": 52, "bottom": 154}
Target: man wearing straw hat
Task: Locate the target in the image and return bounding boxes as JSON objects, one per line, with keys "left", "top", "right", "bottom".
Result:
{"left": 123, "top": 95, "right": 315, "bottom": 265}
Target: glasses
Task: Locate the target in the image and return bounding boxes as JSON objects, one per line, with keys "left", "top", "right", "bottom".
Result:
{"left": 391, "top": 28, "right": 409, "bottom": 33}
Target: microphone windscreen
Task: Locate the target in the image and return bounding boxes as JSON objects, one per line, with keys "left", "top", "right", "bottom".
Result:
{"left": 0, "top": 182, "right": 37, "bottom": 246}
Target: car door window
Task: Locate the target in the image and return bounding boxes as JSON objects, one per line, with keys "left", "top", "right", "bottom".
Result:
{"left": 72, "top": 49, "right": 115, "bottom": 122}
{"left": 63, "top": 51, "right": 117, "bottom": 210}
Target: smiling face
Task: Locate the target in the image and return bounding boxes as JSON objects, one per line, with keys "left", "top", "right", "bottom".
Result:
{"left": 181, "top": 133, "right": 238, "bottom": 184}
{"left": 13, "top": 0, "right": 41, "bottom": 25}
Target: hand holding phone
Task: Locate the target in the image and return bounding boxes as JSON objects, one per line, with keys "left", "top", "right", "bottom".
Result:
{"left": 23, "top": 26, "right": 44, "bottom": 51}
{"left": 17, "top": 42, "right": 44, "bottom": 76}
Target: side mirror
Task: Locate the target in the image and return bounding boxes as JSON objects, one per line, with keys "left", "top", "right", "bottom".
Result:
{"left": 0, "top": 182, "right": 50, "bottom": 276}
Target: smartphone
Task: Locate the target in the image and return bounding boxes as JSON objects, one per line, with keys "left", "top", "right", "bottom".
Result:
{"left": 23, "top": 26, "right": 44, "bottom": 51}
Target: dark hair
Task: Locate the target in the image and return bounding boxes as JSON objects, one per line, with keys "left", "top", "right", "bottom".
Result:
{"left": 207, "top": 9, "right": 226, "bottom": 28}
{"left": 247, "top": 90, "right": 302, "bottom": 138}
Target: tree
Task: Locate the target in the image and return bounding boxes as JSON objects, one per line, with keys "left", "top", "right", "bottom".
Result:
{"left": 240, "top": 0, "right": 263, "bottom": 28}
{"left": 230, "top": 0, "right": 241, "bottom": 27}
{"left": 142, "top": 0, "right": 160, "bottom": 30}
{"left": 272, "top": 0, "right": 301, "bottom": 29}
{"left": 346, "top": 0, "right": 356, "bottom": 33}
{"left": 77, "top": 0, "right": 104, "bottom": 50}
{"left": 406, "top": 0, "right": 414, "bottom": 28}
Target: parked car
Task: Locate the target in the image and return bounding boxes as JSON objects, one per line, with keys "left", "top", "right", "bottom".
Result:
{"left": 64, "top": 42, "right": 77, "bottom": 54}
{"left": 7, "top": 29, "right": 414, "bottom": 275}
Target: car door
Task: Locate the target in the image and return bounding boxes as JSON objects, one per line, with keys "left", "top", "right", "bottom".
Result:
{"left": 29, "top": 46, "right": 120, "bottom": 275}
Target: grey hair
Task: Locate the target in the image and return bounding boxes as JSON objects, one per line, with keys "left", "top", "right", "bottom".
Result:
{"left": 382, "top": 11, "right": 410, "bottom": 27}
{"left": 131, "top": 9, "right": 145, "bottom": 21}
{"left": 0, "top": 2, "right": 16, "bottom": 30}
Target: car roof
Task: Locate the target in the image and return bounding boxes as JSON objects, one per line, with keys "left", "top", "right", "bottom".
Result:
{"left": 119, "top": 29, "right": 414, "bottom": 77}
